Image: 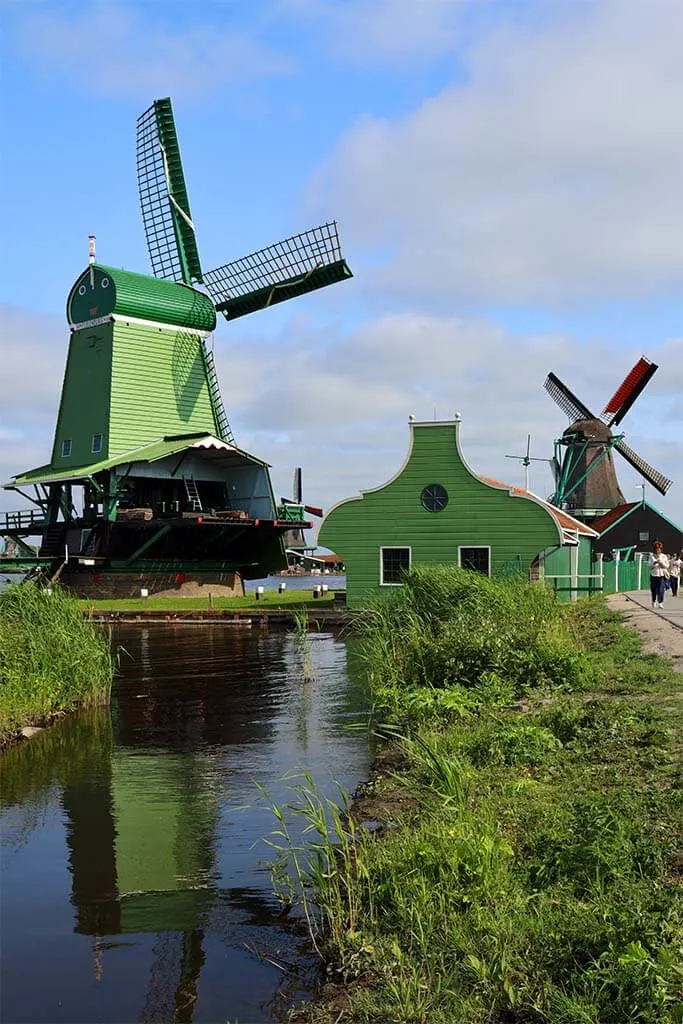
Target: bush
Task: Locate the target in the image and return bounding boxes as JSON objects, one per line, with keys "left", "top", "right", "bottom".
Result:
{"left": 361, "top": 566, "right": 591, "bottom": 716}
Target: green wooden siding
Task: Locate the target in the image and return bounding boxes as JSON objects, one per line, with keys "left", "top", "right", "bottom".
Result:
{"left": 109, "top": 321, "right": 217, "bottom": 456}
{"left": 51, "top": 325, "right": 113, "bottom": 468}
{"left": 49, "top": 320, "right": 218, "bottom": 472}
{"left": 319, "top": 422, "right": 562, "bottom": 608}
{"left": 67, "top": 265, "right": 216, "bottom": 332}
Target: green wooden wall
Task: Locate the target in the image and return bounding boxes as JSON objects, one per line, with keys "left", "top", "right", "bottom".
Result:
{"left": 319, "top": 421, "right": 563, "bottom": 608}
{"left": 109, "top": 321, "right": 217, "bottom": 456}
{"left": 51, "top": 320, "right": 218, "bottom": 471}
{"left": 51, "top": 325, "right": 113, "bottom": 467}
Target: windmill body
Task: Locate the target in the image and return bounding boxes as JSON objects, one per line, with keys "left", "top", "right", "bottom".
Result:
{"left": 544, "top": 358, "right": 672, "bottom": 524}
{"left": 2, "top": 99, "right": 352, "bottom": 591}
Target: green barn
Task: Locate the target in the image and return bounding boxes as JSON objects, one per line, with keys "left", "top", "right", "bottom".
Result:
{"left": 319, "top": 417, "right": 596, "bottom": 607}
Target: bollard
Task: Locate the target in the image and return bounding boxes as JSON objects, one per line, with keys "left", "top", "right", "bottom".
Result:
{"left": 321, "top": 584, "right": 329, "bottom": 594}
{"left": 278, "top": 582, "right": 287, "bottom": 595}
{"left": 256, "top": 586, "right": 265, "bottom": 601}
{"left": 313, "top": 585, "right": 321, "bottom": 599}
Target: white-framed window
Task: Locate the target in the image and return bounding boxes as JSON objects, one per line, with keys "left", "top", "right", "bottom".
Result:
{"left": 61, "top": 439, "right": 72, "bottom": 458}
{"left": 91, "top": 433, "right": 103, "bottom": 454}
{"left": 458, "top": 546, "right": 491, "bottom": 577}
{"left": 380, "top": 546, "right": 411, "bottom": 586}
{"left": 639, "top": 531, "right": 649, "bottom": 542}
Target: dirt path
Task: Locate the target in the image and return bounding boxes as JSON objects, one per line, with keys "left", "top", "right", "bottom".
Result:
{"left": 607, "top": 594, "right": 683, "bottom": 674}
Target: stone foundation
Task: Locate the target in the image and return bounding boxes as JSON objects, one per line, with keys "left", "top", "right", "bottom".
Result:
{"left": 59, "top": 570, "right": 245, "bottom": 600}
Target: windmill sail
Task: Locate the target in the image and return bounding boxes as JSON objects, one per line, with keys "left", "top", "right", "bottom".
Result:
{"left": 602, "top": 357, "right": 658, "bottom": 427}
{"left": 203, "top": 223, "right": 352, "bottom": 321}
{"left": 613, "top": 438, "right": 672, "bottom": 495}
{"left": 544, "top": 373, "right": 595, "bottom": 422}
{"left": 137, "top": 99, "right": 203, "bottom": 285}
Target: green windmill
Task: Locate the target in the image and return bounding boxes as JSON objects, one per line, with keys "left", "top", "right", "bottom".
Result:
{"left": 2, "top": 98, "right": 352, "bottom": 594}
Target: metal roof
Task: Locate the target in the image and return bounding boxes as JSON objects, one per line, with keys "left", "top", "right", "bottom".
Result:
{"left": 6, "top": 434, "right": 268, "bottom": 488}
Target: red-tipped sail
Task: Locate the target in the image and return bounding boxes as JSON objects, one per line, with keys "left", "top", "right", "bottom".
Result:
{"left": 602, "top": 357, "right": 658, "bottom": 427}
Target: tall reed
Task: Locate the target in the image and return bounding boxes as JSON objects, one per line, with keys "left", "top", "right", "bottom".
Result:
{"left": 0, "top": 582, "right": 114, "bottom": 743}
{"left": 292, "top": 607, "right": 314, "bottom": 683}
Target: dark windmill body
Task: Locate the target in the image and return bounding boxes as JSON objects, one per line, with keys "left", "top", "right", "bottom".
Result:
{"left": 544, "top": 358, "right": 672, "bottom": 524}
{"left": 1, "top": 99, "right": 352, "bottom": 595}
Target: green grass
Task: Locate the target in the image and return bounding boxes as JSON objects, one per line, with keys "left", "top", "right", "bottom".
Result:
{"left": 0, "top": 582, "right": 114, "bottom": 744}
{"left": 79, "top": 590, "right": 338, "bottom": 613}
{"left": 267, "top": 569, "right": 682, "bottom": 1024}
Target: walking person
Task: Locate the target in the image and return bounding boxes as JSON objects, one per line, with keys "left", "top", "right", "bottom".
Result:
{"left": 669, "top": 551, "right": 682, "bottom": 598}
{"left": 648, "top": 540, "right": 670, "bottom": 609}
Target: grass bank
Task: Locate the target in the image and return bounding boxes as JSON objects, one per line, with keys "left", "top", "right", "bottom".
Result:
{"left": 270, "top": 568, "right": 682, "bottom": 1024}
{"left": 79, "top": 590, "right": 338, "bottom": 613}
{"left": 0, "top": 583, "right": 114, "bottom": 745}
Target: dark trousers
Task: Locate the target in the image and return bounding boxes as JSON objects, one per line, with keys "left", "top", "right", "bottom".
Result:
{"left": 671, "top": 577, "right": 679, "bottom": 597}
{"left": 650, "top": 576, "right": 666, "bottom": 604}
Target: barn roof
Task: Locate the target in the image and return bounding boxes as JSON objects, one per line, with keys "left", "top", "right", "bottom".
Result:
{"left": 591, "top": 500, "right": 682, "bottom": 537}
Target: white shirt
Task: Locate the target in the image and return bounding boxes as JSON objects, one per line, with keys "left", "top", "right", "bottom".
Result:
{"left": 669, "top": 556, "right": 682, "bottom": 579}
{"left": 648, "top": 552, "right": 670, "bottom": 577}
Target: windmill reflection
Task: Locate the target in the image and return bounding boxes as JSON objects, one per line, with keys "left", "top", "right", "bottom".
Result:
{"left": 61, "top": 624, "right": 288, "bottom": 1023}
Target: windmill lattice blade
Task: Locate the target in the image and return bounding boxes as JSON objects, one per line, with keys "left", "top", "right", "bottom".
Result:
{"left": 136, "top": 98, "right": 203, "bottom": 284}
{"left": 614, "top": 438, "right": 672, "bottom": 495}
{"left": 203, "top": 222, "right": 352, "bottom": 320}
{"left": 544, "top": 373, "right": 595, "bottom": 422}
{"left": 293, "top": 467, "right": 303, "bottom": 505}
{"left": 602, "top": 357, "right": 658, "bottom": 427}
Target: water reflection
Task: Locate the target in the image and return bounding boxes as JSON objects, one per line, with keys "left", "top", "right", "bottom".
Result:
{"left": 1, "top": 626, "right": 371, "bottom": 1024}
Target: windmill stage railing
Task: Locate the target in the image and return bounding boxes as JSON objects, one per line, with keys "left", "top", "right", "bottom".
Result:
{"left": 1, "top": 509, "right": 47, "bottom": 533}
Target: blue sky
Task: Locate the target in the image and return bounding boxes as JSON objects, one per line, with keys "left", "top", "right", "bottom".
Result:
{"left": 1, "top": 0, "right": 682, "bottom": 528}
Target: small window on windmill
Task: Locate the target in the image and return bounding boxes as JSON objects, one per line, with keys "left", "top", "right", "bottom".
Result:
{"left": 61, "top": 439, "right": 72, "bottom": 458}
{"left": 639, "top": 531, "right": 649, "bottom": 542}
{"left": 91, "top": 433, "right": 103, "bottom": 454}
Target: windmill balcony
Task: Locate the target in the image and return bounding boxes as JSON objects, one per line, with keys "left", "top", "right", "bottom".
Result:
{"left": 276, "top": 503, "right": 307, "bottom": 522}
{"left": 1, "top": 509, "right": 47, "bottom": 533}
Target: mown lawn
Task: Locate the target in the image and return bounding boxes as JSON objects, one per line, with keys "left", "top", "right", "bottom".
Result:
{"left": 271, "top": 569, "right": 682, "bottom": 1024}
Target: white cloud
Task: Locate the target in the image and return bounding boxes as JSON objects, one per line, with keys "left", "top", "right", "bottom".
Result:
{"left": 307, "top": 0, "right": 683, "bottom": 305}
{"left": 279, "top": 0, "right": 465, "bottom": 64}
{"left": 14, "top": 0, "right": 292, "bottom": 101}
{"left": 2, "top": 303, "right": 680, "bottom": 531}
{"left": 214, "top": 310, "right": 683, "bottom": 530}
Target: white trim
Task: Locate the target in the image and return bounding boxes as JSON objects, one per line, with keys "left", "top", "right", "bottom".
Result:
{"left": 379, "top": 545, "right": 411, "bottom": 586}
{"left": 458, "top": 544, "right": 492, "bottom": 577}
{"left": 112, "top": 314, "right": 211, "bottom": 337}
{"left": 70, "top": 315, "right": 113, "bottom": 331}
{"left": 70, "top": 313, "right": 210, "bottom": 337}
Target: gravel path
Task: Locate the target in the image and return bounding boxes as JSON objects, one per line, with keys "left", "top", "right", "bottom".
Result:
{"left": 607, "top": 592, "right": 683, "bottom": 673}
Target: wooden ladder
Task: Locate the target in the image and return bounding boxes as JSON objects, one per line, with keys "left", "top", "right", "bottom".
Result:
{"left": 184, "top": 478, "right": 203, "bottom": 513}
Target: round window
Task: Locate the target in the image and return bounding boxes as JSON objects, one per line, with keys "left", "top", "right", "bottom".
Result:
{"left": 101, "top": 277, "right": 110, "bottom": 288}
{"left": 421, "top": 483, "right": 448, "bottom": 512}
{"left": 78, "top": 284, "right": 87, "bottom": 296}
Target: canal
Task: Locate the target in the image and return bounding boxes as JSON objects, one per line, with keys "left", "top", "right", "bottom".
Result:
{"left": 1, "top": 623, "right": 371, "bottom": 1023}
